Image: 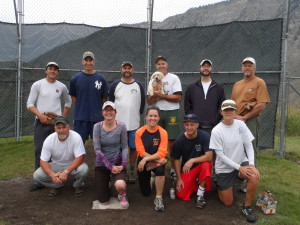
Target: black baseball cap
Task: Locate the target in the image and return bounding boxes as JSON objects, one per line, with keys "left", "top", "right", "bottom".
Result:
{"left": 54, "top": 116, "right": 69, "bottom": 125}
{"left": 121, "top": 61, "right": 133, "bottom": 68}
{"left": 155, "top": 56, "right": 168, "bottom": 64}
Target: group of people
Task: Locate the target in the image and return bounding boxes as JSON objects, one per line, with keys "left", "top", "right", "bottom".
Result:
{"left": 27, "top": 52, "right": 270, "bottom": 223}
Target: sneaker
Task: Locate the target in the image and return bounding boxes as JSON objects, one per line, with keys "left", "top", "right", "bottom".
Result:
{"left": 48, "top": 188, "right": 60, "bottom": 197}
{"left": 128, "top": 171, "right": 137, "bottom": 184}
{"left": 242, "top": 205, "right": 256, "bottom": 223}
{"left": 73, "top": 187, "right": 84, "bottom": 197}
{"left": 118, "top": 192, "right": 129, "bottom": 208}
{"left": 196, "top": 195, "right": 206, "bottom": 208}
{"left": 154, "top": 197, "right": 165, "bottom": 211}
{"left": 29, "top": 183, "right": 45, "bottom": 192}
{"left": 240, "top": 180, "right": 247, "bottom": 193}
{"left": 170, "top": 170, "right": 177, "bottom": 185}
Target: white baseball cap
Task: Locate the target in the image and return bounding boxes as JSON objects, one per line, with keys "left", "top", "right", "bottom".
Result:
{"left": 242, "top": 57, "right": 256, "bottom": 65}
{"left": 221, "top": 99, "right": 237, "bottom": 111}
{"left": 102, "top": 101, "right": 116, "bottom": 110}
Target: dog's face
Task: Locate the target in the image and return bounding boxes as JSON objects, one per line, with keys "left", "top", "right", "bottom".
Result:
{"left": 151, "top": 71, "right": 164, "bottom": 82}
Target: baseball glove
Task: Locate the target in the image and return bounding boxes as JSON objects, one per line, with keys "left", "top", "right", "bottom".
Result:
{"left": 44, "top": 112, "right": 58, "bottom": 125}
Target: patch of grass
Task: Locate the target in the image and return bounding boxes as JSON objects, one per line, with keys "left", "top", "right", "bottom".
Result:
{"left": 0, "top": 136, "right": 34, "bottom": 180}
{"left": 256, "top": 153, "right": 300, "bottom": 225}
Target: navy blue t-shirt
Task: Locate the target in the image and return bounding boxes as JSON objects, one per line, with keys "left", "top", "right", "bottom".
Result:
{"left": 70, "top": 71, "right": 107, "bottom": 122}
{"left": 171, "top": 130, "right": 211, "bottom": 170}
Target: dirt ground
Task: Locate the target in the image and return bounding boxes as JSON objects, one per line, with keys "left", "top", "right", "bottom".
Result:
{"left": 0, "top": 142, "right": 262, "bottom": 225}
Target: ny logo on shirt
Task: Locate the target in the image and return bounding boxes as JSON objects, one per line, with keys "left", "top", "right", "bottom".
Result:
{"left": 95, "top": 81, "right": 102, "bottom": 90}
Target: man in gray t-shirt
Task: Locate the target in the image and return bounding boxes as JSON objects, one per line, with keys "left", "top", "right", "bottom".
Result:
{"left": 27, "top": 62, "right": 71, "bottom": 192}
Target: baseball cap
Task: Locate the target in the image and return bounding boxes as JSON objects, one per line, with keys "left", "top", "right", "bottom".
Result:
{"left": 46, "top": 62, "right": 59, "bottom": 70}
{"left": 221, "top": 100, "right": 237, "bottom": 111}
{"left": 82, "top": 51, "right": 95, "bottom": 60}
{"left": 155, "top": 56, "right": 168, "bottom": 64}
{"left": 54, "top": 116, "right": 69, "bottom": 125}
{"left": 102, "top": 101, "right": 116, "bottom": 110}
{"left": 183, "top": 114, "right": 199, "bottom": 123}
{"left": 242, "top": 57, "right": 256, "bottom": 65}
{"left": 121, "top": 61, "right": 133, "bottom": 68}
{"left": 199, "top": 59, "right": 212, "bottom": 67}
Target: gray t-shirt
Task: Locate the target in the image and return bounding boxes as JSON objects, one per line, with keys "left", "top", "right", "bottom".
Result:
{"left": 93, "top": 121, "right": 128, "bottom": 170}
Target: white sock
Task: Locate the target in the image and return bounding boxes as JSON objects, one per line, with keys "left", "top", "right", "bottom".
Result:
{"left": 170, "top": 168, "right": 175, "bottom": 173}
{"left": 197, "top": 186, "right": 205, "bottom": 196}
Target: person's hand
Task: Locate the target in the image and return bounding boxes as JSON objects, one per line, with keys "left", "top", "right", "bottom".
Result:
{"left": 157, "top": 157, "right": 168, "bottom": 166}
{"left": 239, "top": 165, "right": 259, "bottom": 180}
{"left": 235, "top": 115, "right": 244, "bottom": 121}
{"left": 182, "top": 159, "right": 194, "bottom": 174}
{"left": 176, "top": 178, "right": 184, "bottom": 192}
{"left": 38, "top": 113, "right": 50, "bottom": 124}
{"left": 58, "top": 170, "right": 68, "bottom": 182}
{"left": 138, "top": 159, "right": 147, "bottom": 172}
{"left": 111, "top": 166, "right": 123, "bottom": 174}
{"left": 51, "top": 172, "right": 63, "bottom": 184}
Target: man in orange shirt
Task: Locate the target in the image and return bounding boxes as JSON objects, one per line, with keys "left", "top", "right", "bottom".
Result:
{"left": 232, "top": 57, "right": 270, "bottom": 167}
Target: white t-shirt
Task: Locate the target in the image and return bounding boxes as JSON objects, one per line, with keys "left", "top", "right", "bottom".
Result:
{"left": 27, "top": 78, "right": 72, "bottom": 117}
{"left": 148, "top": 72, "right": 182, "bottom": 110}
{"left": 201, "top": 81, "right": 211, "bottom": 99}
{"left": 209, "top": 119, "right": 254, "bottom": 174}
{"left": 113, "top": 81, "right": 142, "bottom": 130}
{"left": 40, "top": 130, "right": 86, "bottom": 166}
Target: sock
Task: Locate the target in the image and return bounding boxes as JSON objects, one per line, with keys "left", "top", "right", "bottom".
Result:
{"left": 197, "top": 186, "right": 205, "bottom": 196}
{"left": 156, "top": 195, "right": 162, "bottom": 198}
{"left": 170, "top": 168, "right": 175, "bottom": 173}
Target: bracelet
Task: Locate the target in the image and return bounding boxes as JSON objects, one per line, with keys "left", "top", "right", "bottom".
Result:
{"left": 64, "top": 169, "right": 69, "bottom": 174}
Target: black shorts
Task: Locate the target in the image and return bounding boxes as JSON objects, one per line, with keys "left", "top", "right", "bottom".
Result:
{"left": 216, "top": 161, "right": 248, "bottom": 191}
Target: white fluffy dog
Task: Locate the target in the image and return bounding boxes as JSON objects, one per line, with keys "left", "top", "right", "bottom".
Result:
{"left": 148, "top": 71, "right": 165, "bottom": 96}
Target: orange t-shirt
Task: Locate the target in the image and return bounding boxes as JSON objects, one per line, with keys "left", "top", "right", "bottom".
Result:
{"left": 231, "top": 76, "right": 270, "bottom": 115}
{"left": 135, "top": 125, "right": 168, "bottom": 159}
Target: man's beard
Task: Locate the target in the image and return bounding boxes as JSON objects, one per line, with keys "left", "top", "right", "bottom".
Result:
{"left": 200, "top": 72, "right": 211, "bottom": 77}
{"left": 58, "top": 134, "right": 67, "bottom": 140}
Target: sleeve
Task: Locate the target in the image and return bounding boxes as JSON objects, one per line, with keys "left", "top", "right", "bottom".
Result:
{"left": 242, "top": 122, "right": 255, "bottom": 165}
{"left": 26, "top": 81, "right": 39, "bottom": 109}
{"left": 210, "top": 129, "right": 241, "bottom": 171}
{"left": 73, "top": 132, "right": 86, "bottom": 158}
{"left": 135, "top": 128, "right": 146, "bottom": 157}
{"left": 171, "top": 137, "right": 181, "bottom": 159}
{"left": 108, "top": 80, "right": 118, "bottom": 102}
{"left": 40, "top": 136, "right": 52, "bottom": 162}
{"left": 231, "top": 83, "right": 237, "bottom": 101}
{"left": 93, "top": 123, "right": 114, "bottom": 170}
{"left": 137, "top": 81, "right": 146, "bottom": 114}
{"left": 172, "top": 75, "right": 182, "bottom": 94}
{"left": 101, "top": 76, "right": 108, "bottom": 99}
{"left": 184, "top": 85, "right": 192, "bottom": 114}
{"left": 62, "top": 85, "right": 72, "bottom": 108}
{"left": 256, "top": 79, "right": 270, "bottom": 103}
{"left": 217, "top": 84, "right": 226, "bottom": 121}
{"left": 120, "top": 123, "right": 129, "bottom": 167}
{"left": 157, "top": 128, "right": 168, "bottom": 158}
{"left": 69, "top": 76, "right": 77, "bottom": 97}
{"left": 201, "top": 131, "right": 211, "bottom": 152}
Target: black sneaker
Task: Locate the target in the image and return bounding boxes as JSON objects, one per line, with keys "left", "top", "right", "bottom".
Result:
{"left": 170, "top": 171, "right": 177, "bottom": 185}
{"left": 196, "top": 195, "right": 206, "bottom": 208}
{"left": 29, "top": 183, "right": 45, "bottom": 192}
{"left": 242, "top": 205, "right": 256, "bottom": 223}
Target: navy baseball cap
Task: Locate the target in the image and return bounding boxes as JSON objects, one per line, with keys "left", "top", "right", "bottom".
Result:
{"left": 183, "top": 114, "right": 199, "bottom": 123}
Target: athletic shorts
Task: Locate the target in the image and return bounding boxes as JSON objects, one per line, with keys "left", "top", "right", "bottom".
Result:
{"left": 74, "top": 120, "right": 97, "bottom": 142}
{"left": 94, "top": 166, "right": 126, "bottom": 203}
{"left": 176, "top": 161, "right": 212, "bottom": 201}
{"left": 216, "top": 161, "right": 249, "bottom": 191}
{"left": 127, "top": 129, "right": 137, "bottom": 149}
{"left": 159, "top": 109, "right": 180, "bottom": 139}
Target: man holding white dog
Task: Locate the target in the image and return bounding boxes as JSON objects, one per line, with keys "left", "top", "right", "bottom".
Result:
{"left": 147, "top": 56, "right": 182, "bottom": 183}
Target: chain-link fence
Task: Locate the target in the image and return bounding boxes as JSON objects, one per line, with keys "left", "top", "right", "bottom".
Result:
{"left": 0, "top": 0, "right": 295, "bottom": 156}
